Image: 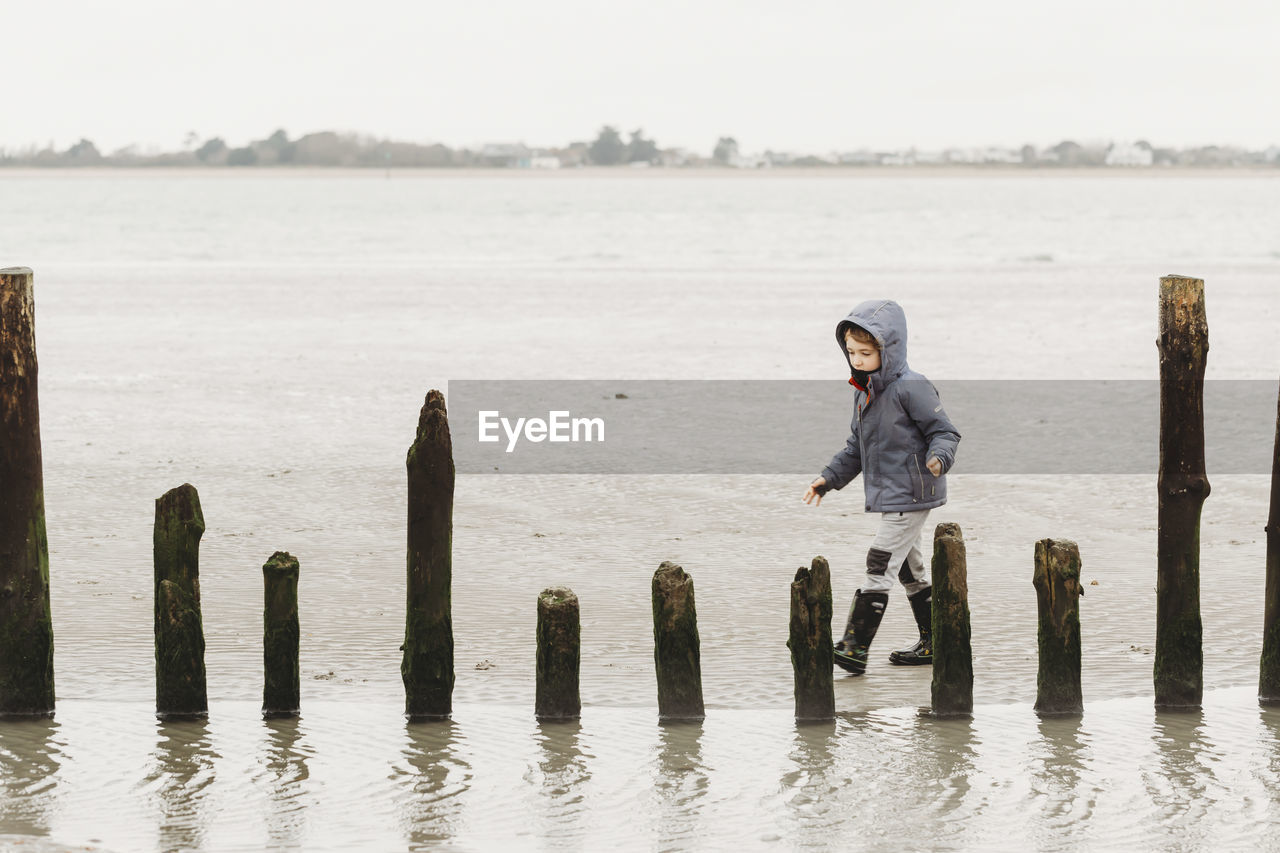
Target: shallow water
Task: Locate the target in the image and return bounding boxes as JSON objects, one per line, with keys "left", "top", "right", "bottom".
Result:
{"left": 2, "top": 171, "right": 1280, "bottom": 850}
{"left": 4, "top": 692, "right": 1280, "bottom": 852}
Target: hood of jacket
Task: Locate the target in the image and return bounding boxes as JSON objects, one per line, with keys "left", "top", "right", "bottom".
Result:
{"left": 835, "top": 299, "right": 909, "bottom": 395}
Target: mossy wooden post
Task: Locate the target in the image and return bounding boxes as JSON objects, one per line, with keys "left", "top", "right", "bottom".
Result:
{"left": 652, "top": 561, "right": 705, "bottom": 721}
{"left": 0, "top": 267, "right": 55, "bottom": 717}
{"left": 402, "top": 390, "right": 455, "bottom": 721}
{"left": 1260, "top": 382, "right": 1280, "bottom": 704}
{"left": 263, "top": 551, "right": 300, "bottom": 718}
{"left": 154, "top": 483, "right": 207, "bottom": 719}
{"left": 787, "top": 556, "right": 834, "bottom": 722}
{"left": 931, "top": 523, "right": 973, "bottom": 717}
{"left": 1033, "top": 538, "right": 1084, "bottom": 716}
{"left": 536, "top": 587, "right": 580, "bottom": 721}
{"left": 1155, "top": 275, "right": 1209, "bottom": 710}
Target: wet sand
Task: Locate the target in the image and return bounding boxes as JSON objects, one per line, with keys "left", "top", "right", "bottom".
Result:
{"left": 3, "top": 171, "right": 1279, "bottom": 850}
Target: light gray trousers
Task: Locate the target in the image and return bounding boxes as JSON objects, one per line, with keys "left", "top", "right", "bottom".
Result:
{"left": 861, "top": 510, "right": 932, "bottom": 596}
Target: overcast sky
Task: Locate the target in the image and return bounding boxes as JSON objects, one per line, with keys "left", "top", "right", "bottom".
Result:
{"left": 6, "top": 0, "right": 1277, "bottom": 155}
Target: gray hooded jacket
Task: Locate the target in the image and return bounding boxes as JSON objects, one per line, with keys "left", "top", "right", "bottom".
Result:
{"left": 818, "top": 299, "right": 960, "bottom": 513}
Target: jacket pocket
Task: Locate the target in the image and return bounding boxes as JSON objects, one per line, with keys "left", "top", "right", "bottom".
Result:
{"left": 908, "top": 454, "right": 924, "bottom": 503}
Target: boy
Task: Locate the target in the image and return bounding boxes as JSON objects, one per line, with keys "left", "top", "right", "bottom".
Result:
{"left": 803, "top": 299, "right": 960, "bottom": 675}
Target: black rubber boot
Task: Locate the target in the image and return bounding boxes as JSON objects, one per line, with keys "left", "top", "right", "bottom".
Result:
{"left": 888, "top": 586, "right": 933, "bottom": 666}
{"left": 834, "top": 590, "right": 888, "bottom": 675}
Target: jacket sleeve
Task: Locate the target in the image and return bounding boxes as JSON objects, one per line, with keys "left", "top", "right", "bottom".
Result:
{"left": 819, "top": 419, "right": 862, "bottom": 491}
{"left": 902, "top": 380, "right": 961, "bottom": 474}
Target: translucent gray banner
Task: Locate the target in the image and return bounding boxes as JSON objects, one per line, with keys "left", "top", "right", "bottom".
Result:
{"left": 446, "top": 380, "right": 1278, "bottom": 475}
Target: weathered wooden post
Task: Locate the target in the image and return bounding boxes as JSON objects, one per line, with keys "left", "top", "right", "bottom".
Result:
{"left": 154, "top": 483, "right": 207, "bottom": 719}
{"left": 1033, "top": 538, "right": 1084, "bottom": 716}
{"left": 536, "top": 587, "right": 580, "bottom": 721}
{"left": 402, "top": 390, "right": 455, "bottom": 721}
{"left": 0, "top": 267, "right": 55, "bottom": 718}
{"left": 1155, "top": 274, "right": 1209, "bottom": 710}
{"left": 787, "top": 556, "right": 835, "bottom": 722}
{"left": 931, "top": 522, "right": 973, "bottom": 717}
{"left": 652, "top": 561, "right": 705, "bottom": 721}
{"left": 263, "top": 551, "right": 300, "bottom": 718}
{"left": 1260, "top": 382, "right": 1280, "bottom": 705}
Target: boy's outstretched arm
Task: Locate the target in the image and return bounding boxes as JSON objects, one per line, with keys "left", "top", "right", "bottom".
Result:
{"left": 902, "top": 380, "right": 961, "bottom": 474}
{"left": 817, "top": 429, "right": 862, "bottom": 493}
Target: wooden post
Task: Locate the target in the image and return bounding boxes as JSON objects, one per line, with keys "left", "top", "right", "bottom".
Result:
{"left": 931, "top": 522, "right": 973, "bottom": 717}
{"left": 154, "top": 483, "right": 207, "bottom": 719}
{"left": 263, "top": 551, "right": 300, "bottom": 718}
{"left": 1155, "top": 274, "right": 1209, "bottom": 710}
{"left": 1033, "top": 538, "right": 1084, "bottom": 716}
{"left": 787, "top": 556, "right": 835, "bottom": 722}
{"left": 0, "top": 267, "right": 55, "bottom": 718}
{"left": 402, "top": 390, "right": 455, "bottom": 721}
{"left": 1260, "top": 381, "right": 1280, "bottom": 704}
{"left": 536, "top": 587, "right": 580, "bottom": 721}
{"left": 652, "top": 561, "right": 705, "bottom": 721}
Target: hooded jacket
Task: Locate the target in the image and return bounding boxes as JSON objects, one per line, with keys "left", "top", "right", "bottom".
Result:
{"left": 818, "top": 299, "right": 960, "bottom": 512}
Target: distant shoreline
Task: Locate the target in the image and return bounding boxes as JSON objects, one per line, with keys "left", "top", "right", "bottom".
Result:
{"left": 3, "top": 165, "right": 1279, "bottom": 179}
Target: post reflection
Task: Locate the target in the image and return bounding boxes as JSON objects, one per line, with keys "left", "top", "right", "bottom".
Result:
{"left": 400, "top": 719, "right": 471, "bottom": 850}
{"left": 909, "top": 711, "right": 978, "bottom": 818}
{"left": 0, "top": 717, "right": 63, "bottom": 840}
{"left": 146, "top": 718, "right": 218, "bottom": 853}
{"left": 651, "top": 720, "right": 708, "bottom": 849}
{"left": 260, "top": 717, "right": 312, "bottom": 849}
{"left": 529, "top": 720, "right": 591, "bottom": 848}
{"left": 780, "top": 717, "right": 842, "bottom": 840}
{"left": 1030, "top": 714, "right": 1093, "bottom": 826}
{"left": 1256, "top": 705, "right": 1280, "bottom": 849}
{"left": 1146, "top": 708, "right": 1212, "bottom": 848}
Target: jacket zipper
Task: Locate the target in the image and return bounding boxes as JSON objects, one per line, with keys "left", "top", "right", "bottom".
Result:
{"left": 912, "top": 454, "right": 923, "bottom": 502}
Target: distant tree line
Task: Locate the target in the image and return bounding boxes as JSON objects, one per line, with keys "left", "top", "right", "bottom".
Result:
{"left": 2, "top": 127, "right": 1277, "bottom": 169}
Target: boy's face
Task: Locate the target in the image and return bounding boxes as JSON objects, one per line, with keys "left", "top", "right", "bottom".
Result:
{"left": 845, "top": 331, "right": 881, "bottom": 373}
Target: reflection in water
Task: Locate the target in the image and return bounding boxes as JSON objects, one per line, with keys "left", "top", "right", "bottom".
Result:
{"left": 399, "top": 720, "right": 471, "bottom": 850}
{"left": 912, "top": 712, "right": 978, "bottom": 827}
{"left": 651, "top": 721, "right": 708, "bottom": 848}
{"left": 1147, "top": 709, "right": 1212, "bottom": 848}
{"left": 1256, "top": 706, "right": 1280, "bottom": 850}
{"left": 0, "top": 717, "right": 63, "bottom": 839}
{"left": 782, "top": 720, "right": 840, "bottom": 825}
{"left": 1029, "top": 715, "right": 1094, "bottom": 832}
{"left": 528, "top": 721, "right": 591, "bottom": 849}
{"left": 260, "top": 718, "right": 313, "bottom": 850}
{"left": 143, "top": 719, "right": 218, "bottom": 853}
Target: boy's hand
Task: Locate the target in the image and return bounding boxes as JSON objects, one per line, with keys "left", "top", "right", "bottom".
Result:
{"left": 804, "top": 477, "right": 828, "bottom": 506}
{"left": 926, "top": 457, "right": 942, "bottom": 477}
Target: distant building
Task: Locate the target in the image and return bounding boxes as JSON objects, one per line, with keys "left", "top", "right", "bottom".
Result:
{"left": 530, "top": 156, "right": 561, "bottom": 169}
{"left": 837, "top": 150, "right": 882, "bottom": 166}
{"left": 1105, "top": 141, "right": 1154, "bottom": 167}
{"left": 480, "top": 143, "right": 531, "bottom": 168}
{"left": 729, "top": 151, "right": 770, "bottom": 168}
{"left": 660, "top": 148, "right": 693, "bottom": 167}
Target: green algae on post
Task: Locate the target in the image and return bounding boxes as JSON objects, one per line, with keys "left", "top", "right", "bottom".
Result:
{"left": 0, "top": 267, "right": 55, "bottom": 718}
{"left": 931, "top": 523, "right": 973, "bottom": 718}
{"left": 787, "top": 556, "right": 835, "bottom": 722}
{"left": 402, "top": 390, "right": 455, "bottom": 721}
{"left": 536, "top": 587, "right": 580, "bottom": 721}
{"left": 652, "top": 561, "right": 705, "bottom": 721}
{"left": 1155, "top": 275, "right": 1209, "bottom": 710}
{"left": 1034, "top": 538, "right": 1084, "bottom": 716}
{"left": 154, "top": 483, "right": 208, "bottom": 719}
{"left": 263, "top": 551, "right": 301, "bottom": 718}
